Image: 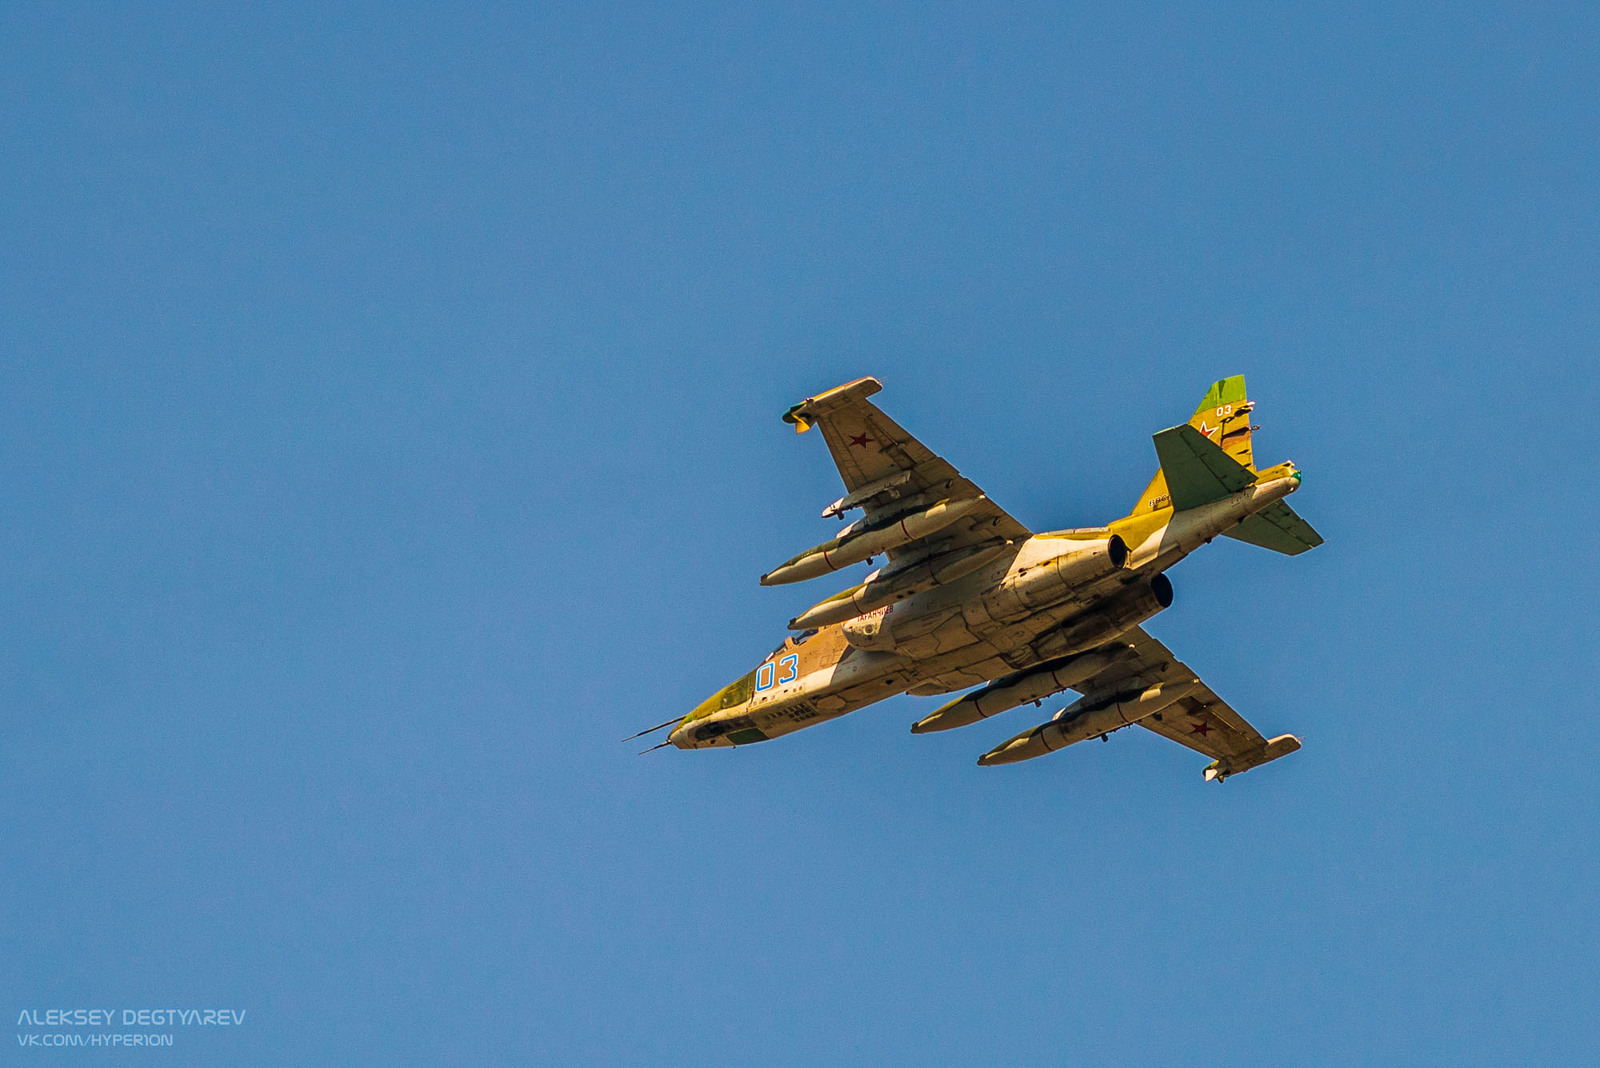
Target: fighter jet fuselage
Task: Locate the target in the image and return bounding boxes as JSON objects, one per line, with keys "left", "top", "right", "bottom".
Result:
{"left": 648, "top": 376, "right": 1321, "bottom": 782}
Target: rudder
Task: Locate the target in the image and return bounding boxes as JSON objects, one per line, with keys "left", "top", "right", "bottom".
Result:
{"left": 1130, "top": 375, "right": 1256, "bottom": 516}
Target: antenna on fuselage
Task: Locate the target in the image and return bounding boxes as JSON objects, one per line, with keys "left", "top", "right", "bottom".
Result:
{"left": 622, "top": 717, "right": 681, "bottom": 743}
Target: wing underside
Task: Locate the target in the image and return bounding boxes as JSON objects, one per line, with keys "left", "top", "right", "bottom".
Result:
{"left": 1081, "top": 626, "right": 1301, "bottom": 780}
{"left": 783, "top": 378, "right": 1031, "bottom": 553}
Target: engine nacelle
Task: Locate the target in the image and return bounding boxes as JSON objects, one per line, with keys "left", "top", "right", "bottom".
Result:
{"left": 1030, "top": 573, "right": 1174, "bottom": 661}
{"left": 1016, "top": 534, "right": 1127, "bottom": 606}
{"left": 981, "top": 535, "right": 1129, "bottom": 621}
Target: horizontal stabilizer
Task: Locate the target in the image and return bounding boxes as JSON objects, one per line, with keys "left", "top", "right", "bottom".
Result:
{"left": 1224, "top": 501, "right": 1324, "bottom": 555}
{"left": 1151, "top": 424, "right": 1255, "bottom": 510}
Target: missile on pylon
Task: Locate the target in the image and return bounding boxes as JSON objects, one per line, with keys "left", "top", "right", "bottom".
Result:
{"left": 761, "top": 496, "right": 985, "bottom": 586}
{"left": 1203, "top": 735, "right": 1302, "bottom": 782}
{"left": 910, "top": 646, "right": 1130, "bottom": 734}
{"left": 976, "top": 679, "right": 1199, "bottom": 766}
{"left": 787, "top": 539, "right": 1011, "bottom": 631}
{"left": 819, "top": 469, "right": 915, "bottom": 519}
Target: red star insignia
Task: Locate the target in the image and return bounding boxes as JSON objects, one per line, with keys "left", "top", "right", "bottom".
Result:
{"left": 1189, "top": 721, "right": 1212, "bottom": 736}
{"left": 1198, "top": 420, "right": 1219, "bottom": 440}
{"left": 848, "top": 433, "right": 874, "bottom": 448}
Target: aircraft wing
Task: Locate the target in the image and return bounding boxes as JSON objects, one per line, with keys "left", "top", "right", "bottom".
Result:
{"left": 1081, "top": 626, "right": 1302, "bottom": 781}
{"left": 783, "top": 377, "right": 1031, "bottom": 552}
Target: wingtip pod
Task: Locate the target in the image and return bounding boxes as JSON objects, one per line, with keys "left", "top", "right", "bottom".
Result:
{"left": 1203, "top": 734, "right": 1302, "bottom": 782}
{"left": 783, "top": 377, "right": 884, "bottom": 433}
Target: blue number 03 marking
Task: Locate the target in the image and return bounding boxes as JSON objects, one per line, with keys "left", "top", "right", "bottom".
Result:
{"left": 757, "top": 654, "right": 800, "bottom": 693}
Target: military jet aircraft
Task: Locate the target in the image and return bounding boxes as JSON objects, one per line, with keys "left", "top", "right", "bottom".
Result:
{"left": 635, "top": 375, "right": 1323, "bottom": 780}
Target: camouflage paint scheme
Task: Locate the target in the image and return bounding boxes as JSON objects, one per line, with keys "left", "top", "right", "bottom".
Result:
{"left": 660, "top": 376, "right": 1322, "bottom": 781}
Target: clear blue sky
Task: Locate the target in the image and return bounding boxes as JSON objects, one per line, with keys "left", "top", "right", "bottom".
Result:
{"left": 3, "top": 3, "right": 1596, "bottom": 1064}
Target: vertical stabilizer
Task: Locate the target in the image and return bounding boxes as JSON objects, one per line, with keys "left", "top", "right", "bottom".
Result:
{"left": 1130, "top": 375, "right": 1256, "bottom": 516}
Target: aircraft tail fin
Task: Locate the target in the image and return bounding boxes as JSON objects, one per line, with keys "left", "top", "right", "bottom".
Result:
{"left": 1151, "top": 423, "right": 1255, "bottom": 510}
{"left": 1130, "top": 376, "right": 1257, "bottom": 517}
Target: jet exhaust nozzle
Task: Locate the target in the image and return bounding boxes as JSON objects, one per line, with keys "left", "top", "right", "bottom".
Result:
{"left": 1108, "top": 534, "right": 1129, "bottom": 570}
